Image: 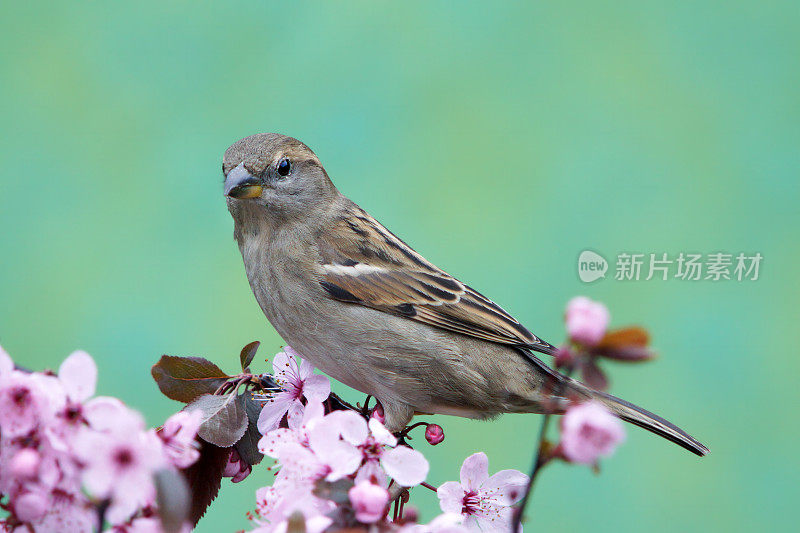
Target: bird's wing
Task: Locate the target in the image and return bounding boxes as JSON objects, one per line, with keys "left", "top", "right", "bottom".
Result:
{"left": 316, "top": 204, "right": 555, "bottom": 353}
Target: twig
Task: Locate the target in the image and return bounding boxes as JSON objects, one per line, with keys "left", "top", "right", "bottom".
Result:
{"left": 512, "top": 366, "right": 574, "bottom": 531}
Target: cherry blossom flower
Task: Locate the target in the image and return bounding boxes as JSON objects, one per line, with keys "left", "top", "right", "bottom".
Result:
{"left": 252, "top": 477, "right": 334, "bottom": 532}
{"left": 349, "top": 481, "right": 389, "bottom": 523}
{"left": 75, "top": 422, "right": 166, "bottom": 524}
{"left": 0, "top": 371, "right": 48, "bottom": 438}
{"left": 565, "top": 296, "right": 610, "bottom": 346}
{"left": 257, "top": 347, "right": 331, "bottom": 434}
{"left": 158, "top": 409, "right": 202, "bottom": 468}
{"left": 559, "top": 401, "right": 625, "bottom": 465}
{"left": 437, "top": 452, "right": 528, "bottom": 532}
{"left": 258, "top": 401, "right": 325, "bottom": 459}
{"left": 328, "top": 410, "right": 429, "bottom": 487}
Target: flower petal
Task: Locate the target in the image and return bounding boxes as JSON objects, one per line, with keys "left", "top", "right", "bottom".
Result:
{"left": 368, "top": 418, "right": 397, "bottom": 447}
{"left": 257, "top": 393, "right": 295, "bottom": 434}
{"left": 481, "top": 469, "right": 529, "bottom": 506}
{"left": 84, "top": 397, "right": 144, "bottom": 433}
{"left": 354, "top": 459, "right": 388, "bottom": 487}
{"left": 302, "top": 374, "right": 331, "bottom": 402}
{"left": 58, "top": 350, "right": 97, "bottom": 402}
{"left": 326, "top": 410, "right": 369, "bottom": 445}
{"left": 0, "top": 344, "right": 13, "bottom": 375}
{"left": 459, "top": 452, "right": 489, "bottom": 490}
{"left": 437, "top": 482, "right": 465, "bottom": 514}
{"left": 258, "top": 428, "right": 295, "bottom": 458}
{"left": 381, "top": 446, "right": 428, "bottom": 486}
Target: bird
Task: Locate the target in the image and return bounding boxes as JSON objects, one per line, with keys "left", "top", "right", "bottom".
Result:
{"left": 222, "top": 132, "right": 708, "bottom": 457}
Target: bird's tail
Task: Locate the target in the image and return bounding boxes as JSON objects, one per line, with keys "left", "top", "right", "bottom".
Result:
{"left": 567, "top": 378, "right": 709, "bottom": 456}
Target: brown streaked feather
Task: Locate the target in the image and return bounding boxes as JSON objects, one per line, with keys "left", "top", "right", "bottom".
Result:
{"left": 316, "top": 202, "right": 554, "bottom": 353}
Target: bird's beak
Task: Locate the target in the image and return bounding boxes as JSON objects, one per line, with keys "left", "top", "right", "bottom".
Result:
{"left": 224, "top": 163, "right": 263, "bottom": 199}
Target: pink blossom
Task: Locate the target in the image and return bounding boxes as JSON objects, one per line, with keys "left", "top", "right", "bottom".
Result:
{"left": 0, "top": 372, "right": 47, "bottom": 438}
{"left": 349, "top": 481, "right": 389, "bottom": 523}
{"left": 258, "top": 401, "right": 325, "bottom": 459}
{"left": 9, "top": 448, "right": 41, "bottom": 480}
{"left": 75, "top": 427, "right": 165, "bottom": 523}
{"left": 257, "top": 347, "right": 331, "bottom": 434}
{"left": 559, "top": 401, "right": 625, "bottom": 465}
{"left": 565, "top": 296, "right": 610, "bottom": 346}
{"left": 425, "top": 424, "right": 445, "bottom": 445}
{"left": 158, "top": 409, "right": 202, "bottom": 468}
{"left": 328, "top": 411, "right": 429, "bottom": 487}
{"left": 252, "top": 477, "right": 334, "bottom": 531}
{"left": 437, "top": 452, "right": 528, "bottom": 532}
{"left": 13, "top": 488, "right": 49, "bottom": 522}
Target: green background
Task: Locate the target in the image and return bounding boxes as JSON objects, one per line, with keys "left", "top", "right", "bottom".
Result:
{"left": 1, "top": 1, "right": 797, "bottom": 531}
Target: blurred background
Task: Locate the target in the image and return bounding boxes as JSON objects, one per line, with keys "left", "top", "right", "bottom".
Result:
{"left": 1, "top": 1, "right": 797, "bottom": 531}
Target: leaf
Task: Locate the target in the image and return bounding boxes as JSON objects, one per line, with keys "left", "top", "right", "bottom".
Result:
{"left": 597, "top": 327, "right": 649, "bottom": 348}
{"left": 240, "top": 341, "right": 260, "bottom": 372}
{"left": 180, "top": 439, "right": 231, "bottom": 526}
{"left": 593, "top": 327, "right": 656, "bottom": 362}
{"left": 154, "top": 469, "right": 190, "bottom": 533}
{"left": 152, "top": 355, "right": 231, "bottom": 403}
{"left": 188, "top": 394, "right": 248, "bottom": 447}
{"left": 580, "top": 359, "right": 609, "bottom": 391}
{"left": 234, "top": 393, "right": 265, "bottom": 466}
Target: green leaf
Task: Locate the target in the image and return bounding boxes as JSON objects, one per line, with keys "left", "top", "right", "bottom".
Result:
{"left": 151, "top": 355, "right": 231, "bottom": 403}
{"left": 188, "top": 393, "right": 248, "bottom": 447}
{"left": 234, "top": 393, "right": 265, "bottom": 466}
{"left": 239, "top": 341, "right": 260, "bottom": 372}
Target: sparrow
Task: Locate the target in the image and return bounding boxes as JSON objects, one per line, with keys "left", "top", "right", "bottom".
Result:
{"left": 223, "top": 132, "right": 707, "bottom": 456}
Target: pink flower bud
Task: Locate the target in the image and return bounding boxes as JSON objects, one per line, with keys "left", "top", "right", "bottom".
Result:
{"left": 223, "top": 449, "right": 242, "bottom": 477}
{"left": 559, "top": 401, "right": 625, "bottom": 465}
{"left": 554, "top": 346, "right": 574, "bottom": 368}
{"left": 370, "top": 403, "right": 385, "bottom": 424}
{"left": 424, "top": 424, "right": 445, "bottom": 445}
{"left": 232, "top": 462, "right": 251, "bottom": 483}
{"left": 565, "top": 297, "right": 610, "bottom": 346}
{"left": 10, "top": 449, "right": 41, "bottom": 480}
{"left": 349, "top": 481, "right": 389, "bottom": 524}
{"left": 14, "top": 490, "right": 49, "bottom": 522}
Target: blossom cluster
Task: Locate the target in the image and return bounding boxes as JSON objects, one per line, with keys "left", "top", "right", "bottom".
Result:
{"left": 242, "top": 348, "right": 534, "bottom": 532}
{"left": 0, "top": 347, "right": 201, "bottom": 532}
{"left": 1, "top": 295, "right": 641, "bottom": 532}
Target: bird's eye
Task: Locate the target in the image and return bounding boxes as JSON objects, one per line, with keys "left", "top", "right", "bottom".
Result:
{"left": 277, "top": 158, "right": 291, "bottom": 177}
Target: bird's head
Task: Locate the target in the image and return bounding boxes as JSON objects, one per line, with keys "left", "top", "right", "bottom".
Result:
{"left": 223, "top": 133, "right": 338, "bottom": 225}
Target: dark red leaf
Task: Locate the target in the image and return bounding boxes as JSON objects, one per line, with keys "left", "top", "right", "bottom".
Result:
{"left": 188, "top": 394, "right": 248, "bottom": 448}
{"left": 580, "top": 359, "right": 609, "bottom": 391}
{"left": 234, "top": 393, "right": 265, "bottom": 466}
{"left": 181, "top": 439, "right": 231, "bottom": 527}
{"left": 240, "top": 341, "right": 260, "bottom": 372}
{"left": 151, "top": 356, "right": 231, "bottom": 403}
